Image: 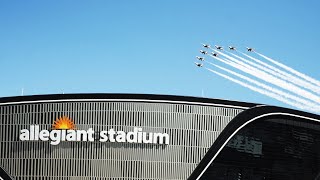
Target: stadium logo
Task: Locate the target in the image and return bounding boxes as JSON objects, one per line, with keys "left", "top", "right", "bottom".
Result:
{"left": 19, "top": 116, "right": 169, "bottom": 146}
{"left": 52, "top": 116, "right": 76, "bottom": 130}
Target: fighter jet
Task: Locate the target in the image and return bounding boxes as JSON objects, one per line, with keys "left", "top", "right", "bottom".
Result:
{"left": 211, "top": 52, "right": 218, "bottom": 57}
{"left": 229, "top": 46, "right": 236, "bottom": 50}
{"left": 196, "top": 56, "right": 205, "bottom": 61}
{"left": 195, "top": 62, "right": 203, "bottom": 67}
{"left": 202, "top": 44, "right": 210, "bottom": 48}
{"left": 200, "top": 50, "right": 208, "bottom": 54}
{"left": 215, "top": 45, "right": 223, "bottom": 50}
{"left": 246, "top": 47, "right": 254, "bottom": 52}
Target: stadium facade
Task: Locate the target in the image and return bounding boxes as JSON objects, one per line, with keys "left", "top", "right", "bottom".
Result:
{"left": 0, "top": 94, "right": 319, "bottom": 180}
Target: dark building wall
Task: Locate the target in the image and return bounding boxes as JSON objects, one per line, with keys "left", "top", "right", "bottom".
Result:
{"left": 190, "top": 106, "right": 320, "bottom": 180}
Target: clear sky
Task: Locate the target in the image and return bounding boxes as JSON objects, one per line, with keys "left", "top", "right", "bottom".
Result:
{"left": 1, "top": 1, "right": 320, "bottom": 109}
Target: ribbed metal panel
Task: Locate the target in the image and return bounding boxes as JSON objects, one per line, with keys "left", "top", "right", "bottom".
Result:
{"left": 0, "top": 101, "right": 243, "bottom": 179}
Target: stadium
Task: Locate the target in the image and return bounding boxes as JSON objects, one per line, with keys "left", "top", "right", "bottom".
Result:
{"left": 0, "top": 94, "right": 320, "bottom": 180}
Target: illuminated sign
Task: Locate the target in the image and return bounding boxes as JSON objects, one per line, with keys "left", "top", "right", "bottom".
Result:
{"left": 19, "top": 116, "right": 169, "bottom": 145}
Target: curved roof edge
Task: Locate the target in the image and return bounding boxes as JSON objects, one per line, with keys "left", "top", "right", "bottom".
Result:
{"left": 0, "top": 164, "right": 14, "bottom": 180}
{"left": 0, "top": 93, "right": 258, "bottom": 109}
{"left": 188, "top": 105, "right": 320, "bottom": 180}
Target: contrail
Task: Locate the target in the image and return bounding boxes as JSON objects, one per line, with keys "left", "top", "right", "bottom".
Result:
{"left": 206, "top": 62, "right": 320, "bottom": 111}
{"left": 239, "top": 51, "right": 285, "bottom": 73}
{"left": 255, "top": 51, "right": 320, "bottom": 87}
{"left": 208, "top": 51, "right": 320, "bottom": 105}
{"left": 238, "top": 51, "right": 320, "bottom": 94}
{"left": 205, "top": 67, "right": 308, "bottom": 110}
{"left": 208, "top": 54, "right": 235, "bottom": 67}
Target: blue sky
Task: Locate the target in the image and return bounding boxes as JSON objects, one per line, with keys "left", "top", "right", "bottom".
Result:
{"left": 1, "top": 1, "right": 320, "bottom": 109}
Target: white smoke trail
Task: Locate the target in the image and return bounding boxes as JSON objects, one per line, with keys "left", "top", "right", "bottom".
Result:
{"left": 227, "top": 51, "right": 270, "bottom": 71}
{"left": 255, "top": 52, "right": 320, "bottom": 87}
{"left": 237, "top": 51, "right": 320, "bottom": 95}
{"left": 206, "top": 62, "right": 320, "bottom": 111}
{"left": 208, "top": 51, "right": 320, "bottom": 105}
{"left": 205, "top": 67, "right": 308, "bottom": 110}
{"left": 240, "top": 51, "right": 287, "bottom": 73}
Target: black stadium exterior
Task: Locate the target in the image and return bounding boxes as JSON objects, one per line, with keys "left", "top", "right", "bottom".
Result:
{"left": 0, "top": 94, "right": 319, "bottom": 180}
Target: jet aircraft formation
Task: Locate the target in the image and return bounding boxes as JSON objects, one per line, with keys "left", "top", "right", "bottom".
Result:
{"left": 195, "top": 44, "right": 253, "bottom": 68}
{"left": 194, "top": 43, "right": 320, "bottom": 114}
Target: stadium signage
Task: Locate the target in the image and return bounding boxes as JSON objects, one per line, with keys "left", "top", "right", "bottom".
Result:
{"left": 19, "top": 116, "right": 169, "bottom": 145}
